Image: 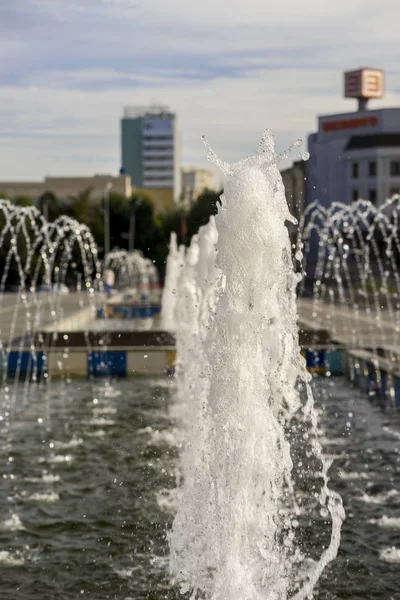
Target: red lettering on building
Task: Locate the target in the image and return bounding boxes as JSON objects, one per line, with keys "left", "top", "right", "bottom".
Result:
{"left": 321, "top": 116, "right": 378, "bottom": 133}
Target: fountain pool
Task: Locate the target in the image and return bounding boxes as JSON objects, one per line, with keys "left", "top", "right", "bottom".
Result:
{"left": 0, "top": 377, "right": 399, "bottom": 599}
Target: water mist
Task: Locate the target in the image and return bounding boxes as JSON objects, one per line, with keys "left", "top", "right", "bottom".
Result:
{"left": 168, "top": 131, "right": 344, "bottom": 599}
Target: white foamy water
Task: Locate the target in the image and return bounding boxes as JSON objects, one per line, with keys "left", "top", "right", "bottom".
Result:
{"left": 168, "top": 131, "right": 344, "bottom": 599}
{"left": 0, "top": 550, "right": 25, "bottom": 566}
{"left": 39, "top": 454, "right": 73, "bottom": 464}
{"left": 156, "top": 488, "right": 178, "bottom": 513}
{"left": 369, "top": 516, "right": 400, "bottom": 528}
{"left": 92, "top": 407, "right": 117, "bottom": 415}
{"left": 338, "top": 471, "right": 370, "bottom": 481}
{"left": 83, "top": 418, "right": 115, "bottom": 426}
{"left": 360, "top": 489, "right": 399, "bottom": 505}
{"left": 25, "top": 473, "right": 60, "bottom": 483}
{"left": 382, "top": 425, "right": 400, "bottom": 440}
{"left": 27, "top": 492, "right": 60, "bottom": 503}
{"left": 54, "top": 437, "right": 83, "bottom": 449}
{"left": 0, "top": 513, "right": 24, "bottom": 531}
{"left": 142, "top": 426, "right": 180, "bottom": 447}
{"left": 86, "top": 429, "right": 106, "bottom": 437}
{"left": 380, "top": 547, "right": 400, "bottom": 563}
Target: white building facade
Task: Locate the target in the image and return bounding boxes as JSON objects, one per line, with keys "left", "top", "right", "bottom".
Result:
{"left": 181, "top": 167, "right": 215, "bottom": 206}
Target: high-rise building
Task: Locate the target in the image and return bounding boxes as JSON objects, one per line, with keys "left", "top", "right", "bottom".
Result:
{"left": 121, "top": 106, "right": 181, "bottom": 204}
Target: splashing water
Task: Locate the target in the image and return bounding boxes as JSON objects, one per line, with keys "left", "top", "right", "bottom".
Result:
{"left": 161, "top": 232, "right": 186, "bottom": 331}
{"left": 103, "top": 248, "right": 159, "bottom": 295}
{"left": 168, "top": 131, "right": 344, "bottom": 599}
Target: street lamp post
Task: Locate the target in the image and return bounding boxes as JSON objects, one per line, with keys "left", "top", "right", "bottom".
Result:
{"left": 39, "top": 192, "right": 50, "bottom": 222}
{"left": 104, "top": 182, "right": 113, "bottom": 256}
{"left": 129, "top": 195, "right": 142, "bottom": 251}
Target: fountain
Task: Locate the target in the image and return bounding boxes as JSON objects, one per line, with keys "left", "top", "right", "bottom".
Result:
{"left": 99, "top": 249, "right": 162, "bottom": 321}
{"left": 297, "top": 195, "right": 400, "bottom": 401}
{"left": 161, "top": 232, "right": 186, "bottom": 331}
{"left": 168, "top": 132, "right": 344, "bottom": 599}
{"left": 0, "top": 200, "right": 100, "bottom": 386}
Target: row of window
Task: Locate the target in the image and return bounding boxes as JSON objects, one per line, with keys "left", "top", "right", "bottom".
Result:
{"left": 143, "top": 135, "right": 173, "bottom": 141}
{"left": 144, "top": 166, "right": 173, "bottom": 172}
{"left": 352, "top": 188, "right": 400, "bottom": 203}
{"left": 352, "top": 189, "right": 377, "bottom": 203}
{"left": 352, "top": 160, "right": 400, "bottom": 179}
{"left": 142, "top": 145, "right": 174, "bottom": 151}
{"left": 144, "top": 176, "right": 174, "bottom": 182}
{"left": 143, "top": 155, "right": 173, "bottom": 162}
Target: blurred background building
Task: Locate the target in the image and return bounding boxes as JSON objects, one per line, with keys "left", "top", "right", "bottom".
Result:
{"left": 281, "top": 68, "right": 400, "bottom": 215}
{"left": 181, "top": 167, "right": 215, "bottom": 207}
{"left": 280, "top": 160, "right": 307, "bottom": 225}
{"left": 0, "top": 174, "right": 131, "bottom": 203}
{"left": 307, "top": 69, "right": 400, "bottom": 208}
{"left": 120, "top": 106, "right": 180, "bottom": 209}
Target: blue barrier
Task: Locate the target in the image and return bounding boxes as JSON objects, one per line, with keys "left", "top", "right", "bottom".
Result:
{"left": 7, "top": 351, "right": 45, "bottom": 379}
{"left": 88, "top": 351, "right": 127, "bottom": 378}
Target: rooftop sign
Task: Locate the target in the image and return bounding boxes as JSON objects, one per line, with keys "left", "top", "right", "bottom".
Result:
{"left": 344, "top": 69, "right": 384, "bottom": 99}
{"left": 321, "top": 115, "right": 378, "bottom": 133}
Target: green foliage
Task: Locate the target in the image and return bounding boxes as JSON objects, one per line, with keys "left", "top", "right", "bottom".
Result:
{"left": 0, "top": 187, "right": 223, "bottom": 284}
{"left": 186, "top": 189, "right": 221, "bottom": 240}
{"left": 14, "top": 195, "right": 34, "bottom": 207}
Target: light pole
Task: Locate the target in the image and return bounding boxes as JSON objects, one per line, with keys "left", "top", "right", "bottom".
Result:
{"left": 103, "top": 182, "right": 113, "bottom": 256}
{"left": 129, "top": 195, "right": 142, "bottom": 252}
{"left": 39, "top": 192, "right": 50, "bottom": 222}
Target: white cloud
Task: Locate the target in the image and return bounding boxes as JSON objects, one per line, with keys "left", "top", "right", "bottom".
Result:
{"left": 1, "top": 0, "right": 400, "bottom": 181}
{"left": 1, "top": 66, "right": 400, "bottom": 181}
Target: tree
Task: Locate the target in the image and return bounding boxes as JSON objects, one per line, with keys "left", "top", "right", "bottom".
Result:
{"left": 186, "top": 189, "right": 221, "bottom": 240}
{"left": 14, "top": 195, "right": 34, "bottom": 207}
{"left": 65, "top": 188, "right": 93, "bottom": 223}
{"left": 38, "top": 191, "right": 61, "bottom": 221}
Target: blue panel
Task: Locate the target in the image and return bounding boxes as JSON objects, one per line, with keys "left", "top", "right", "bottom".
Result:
{"left": 96, "top": 307, "right": 104, "bottom": 319}
{"left": 324, "top": 350, "right": 343, "bottom": 375}
{"left": 132, "top": 305, "right": 140, "bottom": 318}
{"left": 88, "top": 351, "right": 127, "bottom": 378}
{"left": 353, "top": 360, "right": 360, "bottom": 387}
{"left": 305, "top": 350, "right": 325, "bottom": 368}
{"left": 365, "top": 362, "right": 378, "bottom": 394}
{"left": 8, "top": 351, "right": 45, "bottom": 379}
{"left": 139, "top": 305, "right": 152, "bottom": 319}
{"left": 379, "top": 370, "right": 387, "bottom": 398}
{"left": 394, "top": 377, "right": 400, "bottom": 409}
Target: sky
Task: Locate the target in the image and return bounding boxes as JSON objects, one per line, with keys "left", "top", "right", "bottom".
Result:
{"left": 1, "top": 0, "right": 400, "bottom": 182}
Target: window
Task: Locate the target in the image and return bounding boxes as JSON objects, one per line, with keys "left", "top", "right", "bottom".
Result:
{"left": 369, "top": 189, "right": 377, "bottom": 204}
{"left": 352, "top": 188, "right": 359, "bottom": 202}
{"left": 144, "top": 165, "right": 172, "bottom": 171}
{"left": 368, "top": 161, "right": 376, "bottom": 177}
{"left": 143, "top": 135, "right": 173, "bottom": 141}
{"left": 390, "top": 161, "right": 400, "bottom": 176}
{"left": 352, "top": 162, "right": 359, "bottom": 179}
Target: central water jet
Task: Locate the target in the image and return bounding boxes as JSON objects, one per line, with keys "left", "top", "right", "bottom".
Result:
{"left": 168, "top": 130, "right": 344, "bottom": 599}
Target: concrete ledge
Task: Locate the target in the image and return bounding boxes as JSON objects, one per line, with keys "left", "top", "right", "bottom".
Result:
{"left": 3, "top": 348, "right": 177, "bottom": 379}
{"left": 37, "top": 330, "right": 176, "bottom": 348}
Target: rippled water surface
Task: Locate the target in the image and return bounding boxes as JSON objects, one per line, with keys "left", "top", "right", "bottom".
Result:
{"left": 0, "top": 376, "right": 399, "bottom": 599}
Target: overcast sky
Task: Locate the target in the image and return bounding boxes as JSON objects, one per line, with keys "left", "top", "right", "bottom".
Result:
{"left": 1, "top": 0, "right": 400, "bottom": 181}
